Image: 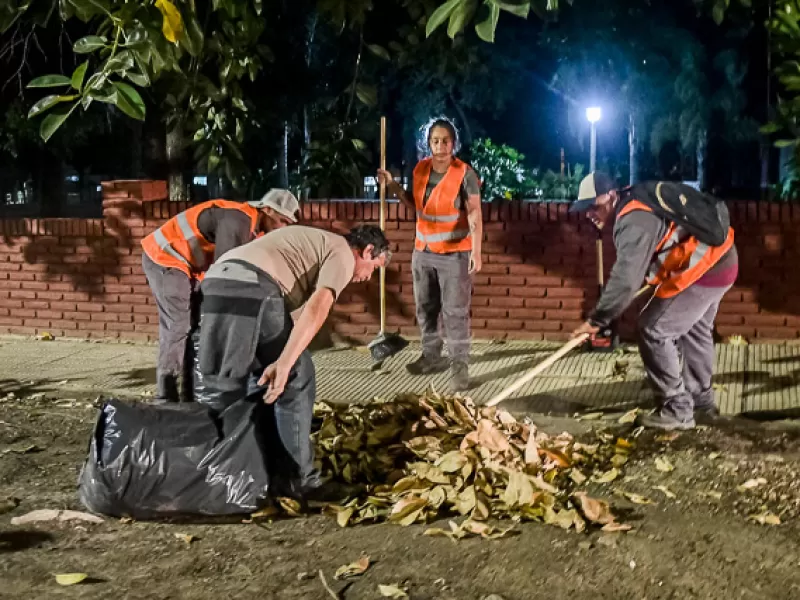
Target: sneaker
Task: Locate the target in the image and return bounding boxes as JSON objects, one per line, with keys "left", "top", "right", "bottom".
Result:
{"left": 450, "top": 361, "right": 470, "bottom": 392}
{"left": 694, "top": 404, "right": 721, "bottom": 425}
{"left": 637, "top": 411, "right": 696, "bottom": 431}
{"left": 303, "top": 481, "right": 365, "bottom": 507}
{"left": 406, "top": 354, "right": 449, "bottom": 375}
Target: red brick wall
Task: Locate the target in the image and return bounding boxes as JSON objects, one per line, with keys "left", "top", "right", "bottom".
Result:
{"left": 0, "top": 181, "right": 181, "bottom": 342}
{"left": 0, "top": 180, "right": 798, "bottom": 343}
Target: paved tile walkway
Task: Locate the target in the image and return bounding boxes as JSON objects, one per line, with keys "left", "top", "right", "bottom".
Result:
{"left": 0, "top": 336, "right": 798, "bottom": 418}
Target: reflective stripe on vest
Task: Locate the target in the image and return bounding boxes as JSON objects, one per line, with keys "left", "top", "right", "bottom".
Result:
{"left": 617, "top": 199, "right": 734, "bottom": 298}
{"left": 152, "top": 228, "right": 191, "bottom": 267}
{"left": 175, "top": 211, "right": 207, "bottom": 268}
{"left": 415, "top": 229, "right": 471, "bottom": 243}
{"left": 413, "top": 157, "right": 472, "bottom": 254}
{"left": 416, "top": 210, "right": 460, "bottom": 223}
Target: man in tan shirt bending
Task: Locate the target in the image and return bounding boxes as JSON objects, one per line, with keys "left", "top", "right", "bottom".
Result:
{"left": 196, "top": 224, "right": 389, "bottom": 504}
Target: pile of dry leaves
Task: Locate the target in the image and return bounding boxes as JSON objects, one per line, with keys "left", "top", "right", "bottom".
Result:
{"left": 310, "top": 390, "right": 634, "bottom": 536}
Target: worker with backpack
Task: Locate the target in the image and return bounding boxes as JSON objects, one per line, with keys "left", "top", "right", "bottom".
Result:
{"left": 569, "top": 172, "right": 738, "bottom": 431}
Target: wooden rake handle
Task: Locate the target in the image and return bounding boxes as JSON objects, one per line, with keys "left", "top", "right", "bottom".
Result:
{"left": 486, "top": 334, "right": 589, "bottom": 407}
{"left": 485, "top": 284, "right": 653, "bottom": 407}
{"left": 379, "top": 116, "right": 387, "bottom": 333}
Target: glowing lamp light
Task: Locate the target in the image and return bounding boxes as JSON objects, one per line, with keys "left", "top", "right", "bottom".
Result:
{"left": 586, "top": 107, "right": 602, "bottom": 124}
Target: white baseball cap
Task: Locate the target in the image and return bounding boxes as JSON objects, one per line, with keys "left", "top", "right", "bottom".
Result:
{"left": 248, "top": 189, "right": 300, "bottom": 222}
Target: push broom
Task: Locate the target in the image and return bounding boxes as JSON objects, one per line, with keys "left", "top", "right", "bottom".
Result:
{"left": 368, "top": 116, "right": 409, "bottom": 370}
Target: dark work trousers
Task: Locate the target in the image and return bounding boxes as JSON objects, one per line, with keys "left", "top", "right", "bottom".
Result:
{"left": 637, "top": 282, "right": 733, "bottom": 420}
{"left": 411, "top": 249, "right": 472, "bottom": 363}
{"left": 197, "top": 259, "right": 320, "bottom": 496}
{"left": 141, "top": 253, "right": 199, "bottom": 402}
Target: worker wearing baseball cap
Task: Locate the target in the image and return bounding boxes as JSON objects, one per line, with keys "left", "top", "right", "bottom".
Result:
{"left": 569, "top": 172, "right": 738, "bottom": 431}
{"left": 141, "top": 189, "right": 300, "bottom": 404}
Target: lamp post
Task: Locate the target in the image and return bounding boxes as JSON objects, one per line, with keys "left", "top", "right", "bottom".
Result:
{"left": 586, "top": 107, "right": 602, "bottom": 172}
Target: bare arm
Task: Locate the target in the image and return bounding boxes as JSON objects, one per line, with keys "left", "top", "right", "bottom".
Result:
{"left": 258, "top": 288, "right": 335, "bottom": 403}
{"left": 466, "top": 192, "right": 483, "bottom": 272}
{"left": 377, "top": 169, "right": 415, "bottom": 211}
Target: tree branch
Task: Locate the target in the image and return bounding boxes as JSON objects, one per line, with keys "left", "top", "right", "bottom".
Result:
{"left": 2, "top": 24, "right": 35, "bottom": 96}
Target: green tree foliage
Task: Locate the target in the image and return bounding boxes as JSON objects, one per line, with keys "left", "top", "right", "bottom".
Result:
{"left": 2, "top": 0, "right": 382, "bottom": 197}
{"left": 469, "top": 138, "right": 533, "bottom": 199}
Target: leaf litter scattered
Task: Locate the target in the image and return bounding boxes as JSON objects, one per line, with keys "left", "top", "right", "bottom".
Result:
{"left": 310, "top": 390, "right": 636, "bottom": 534}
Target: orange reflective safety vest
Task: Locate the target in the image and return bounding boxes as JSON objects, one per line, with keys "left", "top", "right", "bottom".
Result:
{"left": 617, "top": 200, "right": 735, "bottom": 298}
{"left": 141, "top": 199, "right": 261, "bottom": 279}
{"left": 413, "top": 157, "right": 473, "bottom": 254}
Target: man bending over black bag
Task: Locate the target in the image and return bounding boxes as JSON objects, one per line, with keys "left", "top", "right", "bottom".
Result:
{"left": 196, "top": 223, "right": 390, "bottom": 503}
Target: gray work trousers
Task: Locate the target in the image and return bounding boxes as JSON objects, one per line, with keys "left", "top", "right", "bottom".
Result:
{"left": 141, "top": 253, "right": 197, "bottom": 401}
{"left": 412, "top": 249, "right": 472, "bottom": 363}
{"left": 197, "top": 260, "right": 319, "bottom": 495}
{"left": 637, "top": 283, "right": 732, "bottom": 419}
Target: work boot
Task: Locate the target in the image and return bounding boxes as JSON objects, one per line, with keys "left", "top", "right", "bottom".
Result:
{"left": 450, "top": 361, "right": 470, "bottom": 393}
{"left": 693, "top": 404, "right": 721, "bottom": 425}
{"left": 637, "top": 409, "right": 695, "bottom": 431}
{"left": 303, "top": 480, "right": 365, "bottom": 508}
{"left": 406, "top": 354, "right": 449, "bottom": 375}
{"left": 152, "top": 374, "right": 180, "bottom": 405}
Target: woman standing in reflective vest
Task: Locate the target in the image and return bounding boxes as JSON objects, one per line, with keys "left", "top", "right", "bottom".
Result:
{"left": 377, "top": 117, "right": 483, "bottom": 392}
{"left": 140, "top": 190, "right": 299, "bottom": 403}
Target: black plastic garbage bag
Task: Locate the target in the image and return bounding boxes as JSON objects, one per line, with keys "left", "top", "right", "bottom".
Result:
{"left": 78, "top": 398, "right": 271, "bottom": 519}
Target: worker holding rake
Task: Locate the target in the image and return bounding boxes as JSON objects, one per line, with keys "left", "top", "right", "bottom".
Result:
{"left": 569, "top": 172, "right": 738, "bottom": 431}
{"left": 377, "top": 116, "right": 483, "bottom": 392}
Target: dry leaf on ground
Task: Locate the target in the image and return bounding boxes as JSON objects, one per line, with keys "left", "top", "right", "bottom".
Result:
{"left": 737, "top": 478, "right": 767, "bottom": 492}
{"left": 174, "top": 533, "right": 197, "bottom": 544}
{"left": 54, "top": 573, "right": 88, "bottom": 586}
{"left": 378, "top": 584, "right": 409, "bottom": 598}
{"left": 655, "top": 457, "right": 674, "bottom": 473}
{"left": 699, "top": 491, "right": 723, "bottom": 501}
{"left": 748, "top": 511, "right": 781, "bottom": 526}
{"left": 654, "top": 485, "right": 676, "bottom": 499}
{"left": 576, "top": 412, "right": 604, "bottom": 421}
{"left": 602, "top": 522, "right": 633, "bottom": 532}
{"left": 11, "top": 509, "right": 103, "bottom": 526}
{"left": 592, "top": 468, "right": 620, "bottom": 484}
{"left": 572, "top": 492, "right": 615, "bottom": 525}
{"left": 334, "top": 555, "right": 370, "bottom": 580}
{"left": 620, "top": 491, "right": 656, "bottom": 505}
{"left": 311, "top": 390, "right": 633, "bottom": 534}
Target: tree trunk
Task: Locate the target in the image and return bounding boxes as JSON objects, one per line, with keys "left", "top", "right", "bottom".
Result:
{"left": 166, "top": 124, "right": 187, "bottom": 202}
{"left": 628, "top": 114, "right": 637, "bottom": 186}
{"left": 696, "top": 129, "right": 708, "bottom": 191}
{"left": 278, "top": 121, "right": 289, "bottom": 188}
{"left": 301, "top": 106, "right": 311, "bottom": 200}
{"left": 300, "top": 12, "right": 317, "bottom": 201}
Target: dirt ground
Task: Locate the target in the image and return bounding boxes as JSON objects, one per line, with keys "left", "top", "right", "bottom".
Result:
{"left": 2, "top": 392, "right": 800, "bottom": 600}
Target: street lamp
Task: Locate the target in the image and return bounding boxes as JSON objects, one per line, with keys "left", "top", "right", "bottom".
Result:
{"left": 586, "top": 107, "right": 602, "bottom": 172}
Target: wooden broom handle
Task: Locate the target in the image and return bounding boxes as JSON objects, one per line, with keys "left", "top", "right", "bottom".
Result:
{"left": 379, "top": 116, "right": 387, "bottom": 333}
{"left": 596, "top": 238, "right": 604, "bottom": 287}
